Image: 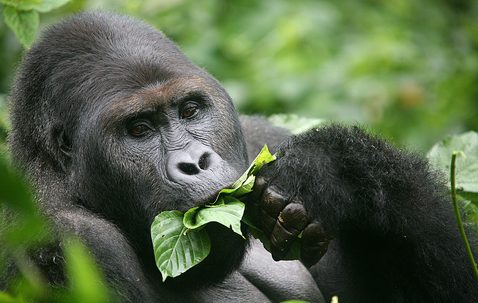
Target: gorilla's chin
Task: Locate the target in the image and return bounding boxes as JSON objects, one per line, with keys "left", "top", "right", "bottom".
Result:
{"left": 164, "top": 223, "right": 248, "bottom": 290}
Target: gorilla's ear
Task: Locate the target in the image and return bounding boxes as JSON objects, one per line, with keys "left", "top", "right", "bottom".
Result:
{"left": 53, "top": 127, "right": 73, "bottom": 171}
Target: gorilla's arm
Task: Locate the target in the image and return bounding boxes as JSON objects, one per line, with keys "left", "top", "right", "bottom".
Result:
{"left": 250, "top": 124, "right": 478, "bottom": 302}
{"left": 48, "top": 208, "right": 155, "bottom": 302}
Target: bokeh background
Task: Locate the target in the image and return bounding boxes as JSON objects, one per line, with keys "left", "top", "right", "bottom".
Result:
{"left": 1, "top": 2, "right": 478, "bottom": 301}
{"left": 1, "top": 0, "right": 477, "bottom": 152}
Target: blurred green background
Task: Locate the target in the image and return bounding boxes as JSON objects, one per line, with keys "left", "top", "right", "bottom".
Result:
{"left": 1, "top": 0, "right": 478, "bottom": 151}
{"left": 1, "top": 1, "right": 478, "bottom": 300}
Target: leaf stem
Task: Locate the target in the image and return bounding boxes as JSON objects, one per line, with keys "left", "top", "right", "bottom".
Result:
{"left": 450, "top": 152, "right": 478, "bottom": 281}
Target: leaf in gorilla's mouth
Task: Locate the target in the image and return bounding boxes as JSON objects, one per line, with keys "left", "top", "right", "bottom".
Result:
{"left": 150, "top": 145, "right": 276, "bottom": 281}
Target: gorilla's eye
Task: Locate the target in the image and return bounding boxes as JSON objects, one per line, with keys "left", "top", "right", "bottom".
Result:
{"left": 127, "top": 121, "right": 152, "bottom": 137}
{"left": 180, "top": 103, "right": 199, "bottom": 120}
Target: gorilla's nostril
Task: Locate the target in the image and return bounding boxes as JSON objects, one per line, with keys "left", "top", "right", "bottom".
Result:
{"left": 178, "top": 163, "right": 200, "bottom": 175}
{"left": 198, "top": 153, "right": 210, "bottom": 170}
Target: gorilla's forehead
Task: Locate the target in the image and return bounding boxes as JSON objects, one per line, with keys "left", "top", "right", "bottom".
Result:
{"left": 41, "top": 12, "right": 234, "bottom": 121}
{"left": 43, "top": 12, "right": 205, "bottom": 95}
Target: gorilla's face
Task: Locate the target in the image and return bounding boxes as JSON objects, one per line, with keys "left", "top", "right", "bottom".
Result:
{"left": 50, "top": 52, "right": 249, "bottom": 290}
{"left": 70, "top": 73, "right": 249, "bottom": 284}
{"left": 79, "top": 75, "right": 247, "bottom": 213}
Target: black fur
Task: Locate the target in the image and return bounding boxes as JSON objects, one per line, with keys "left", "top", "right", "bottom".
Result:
{"left": 258, "top": 125, "right": 478, "bottom": 302}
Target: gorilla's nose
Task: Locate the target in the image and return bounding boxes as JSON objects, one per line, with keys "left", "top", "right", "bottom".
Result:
{"left": 166, "top": 142, "right": 221, "bottom": 182}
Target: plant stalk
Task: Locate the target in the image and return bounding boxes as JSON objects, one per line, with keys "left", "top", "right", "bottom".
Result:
{"left": 450, "top": 152, "right": 478, "bottom": 281}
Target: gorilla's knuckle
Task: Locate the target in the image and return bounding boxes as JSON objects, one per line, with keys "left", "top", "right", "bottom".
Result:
{"left": 279, "top": 203, "right": 308, "bottom": 232}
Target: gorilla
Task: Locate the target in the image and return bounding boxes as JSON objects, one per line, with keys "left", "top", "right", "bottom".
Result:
{"left": 4, "top": 11, "right": 478, "bottom": 303}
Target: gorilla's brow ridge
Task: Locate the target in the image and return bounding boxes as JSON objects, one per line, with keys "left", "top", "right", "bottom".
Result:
{"left": 102, "top": 76, "right": 216, "bottom": 127}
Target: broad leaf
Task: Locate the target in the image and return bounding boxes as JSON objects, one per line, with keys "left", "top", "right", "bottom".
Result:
{"left": 183, "top": 198, "right": 245, "bottom": 236}
{"left": 3, "top": 6, "right": 39, "bottom": 48}
{"left": 151, "top": 145, "right": 276, "bottom": 279}
{"left": 64, "top": 238, "right": 109, "bottom": 303}
{"left": 427, "top": 131, "right": 478, "bottom": 204}
{"left": 0, "top": 292, "right": 17, "bottom": 303}
{"left": 151, "top": 211, "right": 210, "bottom": 281}
{"left": 0, "top": 0, "right": 71, "bottom": 12}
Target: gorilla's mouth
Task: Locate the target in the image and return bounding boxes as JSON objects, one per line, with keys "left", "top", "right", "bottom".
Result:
{"left": 172, "top": 181, "right": 249, "bottom": 288}
{"left": 194, "top": 181, "right": 236, "bottom": 207}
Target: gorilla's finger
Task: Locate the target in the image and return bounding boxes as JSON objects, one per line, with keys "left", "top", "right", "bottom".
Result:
{"left": 270, "top": 203, "right": 308, "bottom": 260}
{"left": 260, "top": 209, "right": 278, "bottom": 236}
{"left": 278, "top": 202, "right": 308, "bottom": 233}
{"left": 243, "top": 177, "right": 267, "bottom": 223}
{"left": 248, "top": 176, "right": 267, "bottom": 205}
{"left": 260, "top": 186, "right": 288, "bottom": 218}
{"left": 300, "top": 222, "right": 331, "bottom": 267}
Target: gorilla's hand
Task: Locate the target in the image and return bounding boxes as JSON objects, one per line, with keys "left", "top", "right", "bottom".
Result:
{"left": 246, "top": 124, "right": 410, "bottom": 266}
{"left": 248, "top": 177, "right": 331, "bottom": 266}
{"left": 246, "top": 127, "right": 343, "bottom": 266}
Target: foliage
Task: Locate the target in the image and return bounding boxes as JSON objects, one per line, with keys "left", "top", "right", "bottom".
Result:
{"left": 0, "top": 0, "right": 477, "bottom": 299}
{"left": 0, "top": 0, "right": 71, "bottom": 48}
{"left": 151, "top": 145, "right": 276, "bottom": 280}
{"left": 427, "top": 131, "right": 478, "bottom": 225}
{"left": 449, "top": 152, "right": 478, "bottom": 281}
{"left": 0, "top": 155, "right": 111, "bottom": 303}
{"left": 0, "top": 95, "right": 8, "bottom": 142}
{"left": 151, "top": 210, "right": 211, "bottom": 281}
{"left": 426, "top": 131, "right": 478, "bottom": 278}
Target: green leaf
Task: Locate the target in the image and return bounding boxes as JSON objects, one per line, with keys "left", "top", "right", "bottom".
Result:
{"left": 0, "top": 291, "right": 18, "bottom": 303}
{"left": 150, "top": 145, "right": 277, "bottom": 279}
{"left": 183, "top": 198, "right": 245, "bottom": 237}
{"left": 460, "top": 198, "right": 478, "bottom": 227}
{"left": 268, "top": 114, "right": 324, "bottom": 135}
{"left": 0, "top": 154, "right": 36, "bottom": 215}
{"left": 215, "top": 145, "right": 276, "bottom": 201}
{"left": 2, "top": 6, "right": 39, "bottom": 48}
{"left": 151, "top": 211, "right": 211, "bottom": 281}
{"left": 64, "top": 238, "right": 110, "bottom": 303}
{"left": 0, "top": 0, "right": 71, "bottom": 12}
{"left": 427, "top": 131, "right": 478, "bottom": 205}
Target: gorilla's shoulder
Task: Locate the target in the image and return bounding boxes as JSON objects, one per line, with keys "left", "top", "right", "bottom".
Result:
{"left": 239, "top": 115, "right": 291, "bottom": 160}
